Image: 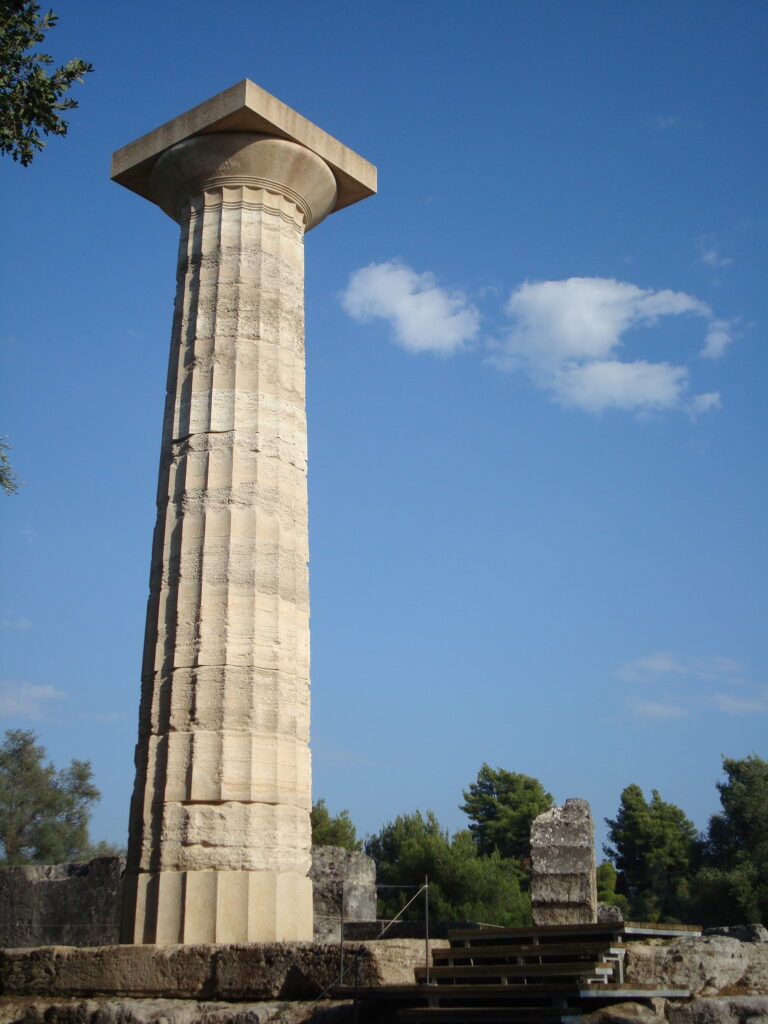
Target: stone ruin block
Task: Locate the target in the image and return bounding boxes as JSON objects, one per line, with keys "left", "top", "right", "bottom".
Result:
{"left": 310, "top": 845, "right": 377, "bottom": 942}
{"left": 0, "top": 858, "right": 124, "bottom": 948}
{"left": 0, "top": 847, "right": 377, "bottom": 948}
{"left": 531, "top": 797, "right": 597, "bottom": 926}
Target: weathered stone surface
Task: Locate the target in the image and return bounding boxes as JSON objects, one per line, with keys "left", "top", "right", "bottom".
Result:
{"left": 0, "top": 945, "right": 213, "bottom": 999}
{"left": 0, "top": 941, "right": 440, "bottom": 1000}
{"left": 0, "top": 997, "right": 355, "bottom": 1024}
{"left": 0, "top": 851, "right": 375, "bottom": 949}
{"left": 309, "top": 848, "right": 376, "bottom": 943}
{"left": 531, "top": 798, "right": 597, "bottom": 925}
{"left": 579, "top": 1002, "right": 666, "bottom": 1024}
{"left": 704, "top": 925, "right": 768, "bottom": 944}
{"left": 121, "top": 145, "right": 322, "bottom": 943}
{"left": 111, "top": 78, "right": 377, "bottom": 215}
{"left": 0, "top": 860, "right": 124, "bottom": 949}
{"left": 112, "top": 83, "right": 376, "bottom": 945}
{"left": 598, "top": 902, "right": 624, "bottom": 923}
{"left": 624, "top": 935, "right": 768, "bottom": 997}
{"left": 666, "top": 996, "right": 768, "bottom": 1023}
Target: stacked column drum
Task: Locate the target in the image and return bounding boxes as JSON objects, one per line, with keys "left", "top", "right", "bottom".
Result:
{"left": 121, "top": 134, "right": 337, "bottom": 943}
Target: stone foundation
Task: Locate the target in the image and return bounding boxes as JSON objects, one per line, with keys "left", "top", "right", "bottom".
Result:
{"left": 0, "top": 940, "right": 441, "bottom": 1000}
{"left": 0, "top": 998, "right": 357, "bottom": 1024}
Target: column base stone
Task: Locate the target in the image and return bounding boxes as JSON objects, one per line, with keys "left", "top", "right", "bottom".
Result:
{"left": 121, "top": 870, "right": 312, "bottom": 944}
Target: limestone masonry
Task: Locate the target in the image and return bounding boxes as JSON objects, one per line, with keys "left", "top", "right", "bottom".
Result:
{"left": 111, "top": 81, "right": 376, "bottom": 945}
{"left": 530, "top": 797, "right": 598, "bottom": 925}
{"left": 0, "top": 851, "right": 376, "bottom": 948}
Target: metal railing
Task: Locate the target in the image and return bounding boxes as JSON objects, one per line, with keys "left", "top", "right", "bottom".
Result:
{"left": 312, "top": 874, "right": 433, "bottom": 1006}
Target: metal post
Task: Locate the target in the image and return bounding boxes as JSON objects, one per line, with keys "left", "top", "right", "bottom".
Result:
{"left": 339, "top": 882, "right": 345, "bottom": 981}
{"left": 425, "top": 874, "right": 430, "bottom": 985}
{"left": 353, "top": 950, "right": 361, "bottom": 1024}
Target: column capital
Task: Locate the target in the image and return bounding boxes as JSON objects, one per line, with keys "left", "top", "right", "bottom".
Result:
{"left": 149, "top": 133, "right": 338, "bottom": 228}
{"left": 111, "top": 78, "right": 376, "bottom": 219}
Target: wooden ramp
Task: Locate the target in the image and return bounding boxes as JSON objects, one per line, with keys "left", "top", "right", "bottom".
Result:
{"left": 334, "top": 921, "right": 700, "bottom": 1023}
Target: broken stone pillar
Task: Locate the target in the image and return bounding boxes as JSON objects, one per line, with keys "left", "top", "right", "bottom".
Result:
{"left": 531, "top": 797, "right": 597, "bottom": 925}
{"left": 111, "top": 80, "right": 376, "bottom": 944}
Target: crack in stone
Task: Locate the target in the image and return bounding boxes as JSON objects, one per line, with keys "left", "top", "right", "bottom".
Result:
{"left": 172, "top": 429, "right": 235, "bottom": 444}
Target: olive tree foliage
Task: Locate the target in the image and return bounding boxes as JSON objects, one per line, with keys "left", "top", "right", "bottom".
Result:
{"left": 0, "top": 730, "right": 102, "bottom": 864}
{"left": 460, "top": 763, "right": 553, "bottom": 861}
{"left": 365, "top": 810, "right": 529, "bottom": 926}
{"left": 0, "top": 0, "right": 92, "bottom": 166}
{"left": 310, "top": 798, "right": 362, "bottom": 852}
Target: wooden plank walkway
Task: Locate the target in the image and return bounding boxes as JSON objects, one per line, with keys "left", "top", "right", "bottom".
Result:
{"left": 331, "top": 920, "right": 700, "bottom": 1023}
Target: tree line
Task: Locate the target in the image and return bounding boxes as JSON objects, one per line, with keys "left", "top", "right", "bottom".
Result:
{"left": 314, "top": 756, "right": 768, "bottom": 928}
{"left": 2, "top": 731, "right": 765, "bottom": 927}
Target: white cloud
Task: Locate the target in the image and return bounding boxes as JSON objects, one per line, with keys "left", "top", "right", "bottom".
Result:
{"left": 706, "top": 692, "right": 768, "bottom": 716}
{"left": 551, "top": 360, "right": 688, "bottom": 413}
{"left": 626, "top": 697, "right": 688, "bottom": 720}
{"left": 618, "top": 652, "right": 745, "bottom": 685}
{"left": 78, "top": 711, "right": 125, "bottom": 723}
{"left": 690, "top": 655, "right": 744, "bottom": 681}
{"left": 618, "top": 653, "right": 764, "bottom": 718}
{"left": 687, "top": 391, "right": 721, "bottom": 417}
{"left": 0, "top": 680, "right": 66, "bottom": 719}
{"left": 492, "top": 277, "right": 722, "bottom": 413}
{"left": 699, "top": 244, "right": 733, "bottom": 269}
{"left": 504, "top": 278, "right": 708, "bottom": 361}
{"left": 341, "top": 267, "right": 734, "bottom": 415}
{"left": 701, "top": 319, "right": 736, "bottom": 359}
{"left": 618, "top": 652, "right": 691, "bottom": 683}
{"left": 341, "top": 261, "right": 480, "bottom": 355}
{"left": 654, "top": 116, "right": 681, "bottom": 130}
{"left": 0, "top": 616, "right": 32, "bottom": 630}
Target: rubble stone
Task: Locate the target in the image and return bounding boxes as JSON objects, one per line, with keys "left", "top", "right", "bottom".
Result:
{"left": 597, "top": 902, "right": 624, "bottom": 923}
{"left": 665, "top": 996, "right": 768, "bottom": 1023}
{"left": 624, "top": 935, "right": 768, "bottom": 997}
{"left": 0, "top": 997, "right": 354, "bottom": 1024}
{"left": 704, "top": 925, "right": 768, "bottom": 944}
{"left": 580, "top": 1002, "right": 666, "bottom": 1024}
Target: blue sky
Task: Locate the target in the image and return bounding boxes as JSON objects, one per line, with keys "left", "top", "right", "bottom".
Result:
{"left": 1, "top": 0, "right": 766, "bottom": 856}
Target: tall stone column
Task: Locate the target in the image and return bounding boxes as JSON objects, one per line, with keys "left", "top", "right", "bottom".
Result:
{"left": 111, "top": 82, "right": 375, "bottom": 944}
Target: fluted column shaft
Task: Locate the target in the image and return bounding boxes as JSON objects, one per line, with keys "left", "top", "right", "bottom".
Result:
{"left": 121, "top": 134, "right": 337, "bottom": 943}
